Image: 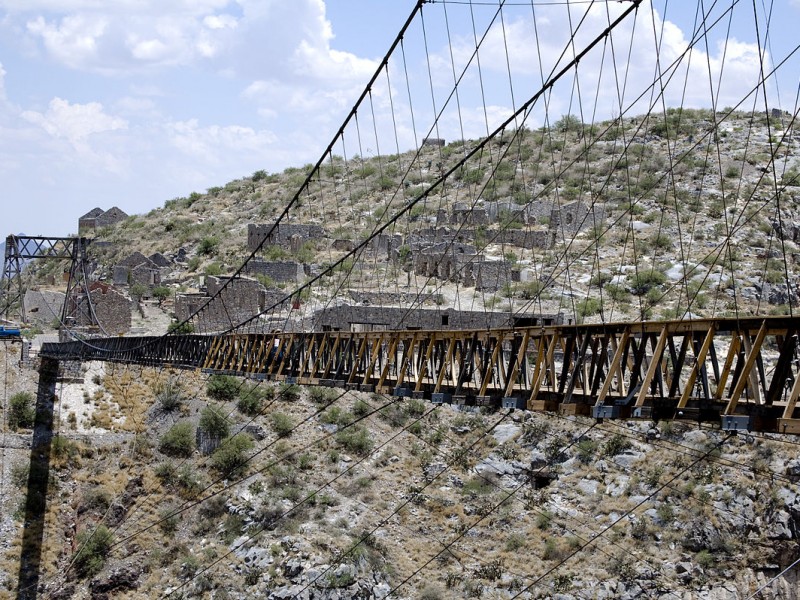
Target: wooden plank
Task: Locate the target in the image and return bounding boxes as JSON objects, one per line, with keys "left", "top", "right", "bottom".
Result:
{"left": 433, "top": 336, "right": 457, "bottom": 393}
{"left": 714, "top": 334, "right": 741, "bottom": 401}
{"left": 678, "top": 326, "right": 716, "bottom": 409}
{"left": 478, "top": 337, "right": 500, "bottom": 397}
{"left": 504, "top": 330, "right": 530, "bottom": 397}
{"left": 414, "top": 333, "right": 436, "bottom": 392}
{"left": 636, "top": 326, "right": 669, "bottom": 407}
{"left": 596, "top": 329, "right": 629, "bottom": 406}
{"left": 530, "top": 333, "right": 559, "bottom": 403}
{"left": 725, "top": 321, "right": 767, "bottom": 414}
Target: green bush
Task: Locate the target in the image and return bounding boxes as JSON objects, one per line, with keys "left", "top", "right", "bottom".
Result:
{"left": 237, "top": 383, "right": 272, "bottom": 416}
{"left": 8, "top": 392, "right": 35, "bottom": 430}
{"left": 212, "top": 434, "right": 254, "bottom": 477}
{"left": 271, "top": 412, "right": 294, "bottom": 438}
{"left": 151, "top": 286, "right": 172, "bottom": 306}
{"left": 199, "top": 236, "right": 219, "bottom": 256}
{"left": 168, "top": 321, "right": 194, "bottom": 334}
{"left": 74, "top": 525, "right": 113, "bottom": 578}
{"left": 335, "top": 425, "right": 373, "bottom": 456}
{"left": 628, "top": 270, "right": 666, "bottom": 295}
{"left": 352, "top": 398, "right": 372, "bottom": 418}
{"left": 602, "top": 433, "right": 632, "bottom": 457}
{"left": 279, "top": 383, "right": 301, "bottom": 402}
{"left": 156, "top": 382, "right": 183, "bottom": 412}
{"left": 200, "top": 404, "right": 231, "bottom": 439}
{"left": 576, "top": 298, "right": 601, "bottom": 319}
{"left": 309, "top": 387, "right": 338, "bottom": 405}
{"left": 576, "top": 439, "right": 598, "bottom": 464}
{"left": 207, "top": 375, "right": 239, "bottom": 401}
{"left": 159, "top": 421, "right": 195, "bottom": 457}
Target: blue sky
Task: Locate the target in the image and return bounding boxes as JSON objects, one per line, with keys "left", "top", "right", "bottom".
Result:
{"left": 0, "top": 0, "right": 797, "bottom": 237}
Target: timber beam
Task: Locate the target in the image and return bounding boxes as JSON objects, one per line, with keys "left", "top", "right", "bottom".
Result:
{"left": 39, "top": 316, "right": 800, "bottom": 434}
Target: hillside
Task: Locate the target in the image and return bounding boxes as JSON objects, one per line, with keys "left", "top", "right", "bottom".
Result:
{"left": 27, "top": 107, "right": 794, "bottom": 334}
{"left": 2, "top": 108, "right": 800, "bottom": 599}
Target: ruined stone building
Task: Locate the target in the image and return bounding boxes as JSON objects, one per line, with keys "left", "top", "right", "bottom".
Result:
{"left": 66, "top": 282, "right": 131, "bottom": 335}
{"left": 23, "top": 289, "right": 66, "bottom": 326}
{"left": 78, "top": 207, "right": 128, "bottom": 232}
{"left": 313, "top": 304, "right": 564, "bottom": 331}
{"left": 247, "top": 223, "right": 326, "bottom": 253}
{"left": 175, "top": 276, "right": 270, "bottom": 331}
{"left": 112, "top": 252, "right": 167, "bottom": 291}
{"left": 244, "top": 259, "right": 305, "bottom": 284}
{"left": 436, "top": 199, "right": 605, "bottom": 238}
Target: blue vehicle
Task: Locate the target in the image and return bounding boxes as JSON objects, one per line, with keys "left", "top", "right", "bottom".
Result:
{"left": 0, "top": 326, "right": 21, "bottom": 339}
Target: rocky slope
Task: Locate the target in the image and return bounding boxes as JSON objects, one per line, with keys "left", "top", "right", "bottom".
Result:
{"left": 2, "top": 108, "right": 800, "bottom": 599}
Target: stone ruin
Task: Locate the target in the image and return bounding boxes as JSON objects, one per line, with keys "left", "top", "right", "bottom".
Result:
{"left": 313, "top": 304, "right": 563, "bottom": 332}
{"left": 438, "top": 199, "right": 606, "bottom": 237}
{"left": 23, "top": 290, "right": 66, "bottom": 326}
{"left": 175, "top": 275, "right": 279, "bottom": 332}
{"left": 422, "top": 137, "right": 446, "bottom": 147}
{"left": 348, "top": 290, "right": 443, "bottom": 306}
{"left": 78, "top": 206, "right": 128, "bottom": 232}
{"left": 23, "top": 284, "right": 131, "bottom": 334}
{"left": 58, "top": 282, "right": 132, "bottom": 335}
{"left": 244, "top": 259, "right": 305, "bottom": 284}
{"left": 112, "top": 251, "right": 173, "bottom": 293}
{"left": 247, "top": 223, "right": 326, "bottom": 253}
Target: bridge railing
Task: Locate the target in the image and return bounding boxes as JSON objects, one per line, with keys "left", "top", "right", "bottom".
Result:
{"left": 40, "top": 316, "right": 800, "bottom": 434}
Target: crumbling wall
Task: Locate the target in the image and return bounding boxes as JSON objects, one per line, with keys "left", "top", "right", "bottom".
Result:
{"left": 247, "top": 223, "right": 326, "bottom": 252}
{"left": 245, "top": 260, "right": 304, "bottom": 283}
{"left": 83, "top": 287, "right": 131, "bottom": 335}
{"left": 23, "top": 290, "right": 66, "bottom": 325}
{"left": 313, "top": 304, "right": 562, "bottom": 331}
{"left": 176, "top": 276, "right": 268, "bottom": 331}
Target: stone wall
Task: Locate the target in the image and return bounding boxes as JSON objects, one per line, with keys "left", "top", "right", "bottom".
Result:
{"left": 549, "top": 201, "right": 607, "bottom": 235}
{"left": 24, "top": 290, "right": 65, "bottom": 325}
{"left": 245, "top": 260, "right": 304, "bottom": 283}
{"left": 434, "top": 200, "right": 605, "bottom": 242}
{"left": 247, "top": 223, "right": 326, "bottom": 252}
{"left": 78, "top": 206, "right": 128, "bottom": 231}
{"left": 348, "top": 290, "right": 443, "bottom": 306}
{"left": 176, "top": 276, "right": 269, "bottom": 331}
{"left": 494, "top": 229, "right": 556, "bottom": 250}
{"left": 80, "top": 286, "right": 131, "bottom": 335}
{"left": 313, "top": 304, "right": 563, "bottom": 331}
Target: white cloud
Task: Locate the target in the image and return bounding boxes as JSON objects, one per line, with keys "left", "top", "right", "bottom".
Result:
{"left": 166, "top": 119, "right": 276, "bottom": 164}
{"left": 0, "top": 61, "right": 6, "bottom": 100}
{"left": 425, "top": 2, "right": 772, "bottom": 136}
{"left": 22, "top": 96, "right": 127, "bottom": 142}
{"left": 26, "top": 14, "right": 107, "bottom": 69}
{"left": 204, "top": 14, "right": 237, "bottom": 30}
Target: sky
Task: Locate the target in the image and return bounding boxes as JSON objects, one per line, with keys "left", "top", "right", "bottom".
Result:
{"left": 0, "top": 0, "right": 798, "bottom": 238}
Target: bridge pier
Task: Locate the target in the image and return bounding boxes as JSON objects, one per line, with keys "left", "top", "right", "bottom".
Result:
{"left": 16, "top": 357, "right": 58, "bottom": 600}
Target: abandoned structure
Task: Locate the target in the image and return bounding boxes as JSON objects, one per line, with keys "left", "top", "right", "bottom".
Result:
{"left": 65, "top": 282, "right": 131, "bottom": 335}
{"left": 78, "top": 207, "right": 128, "bottom": 232}
{"left": 23, "top": 290, "right": 66, "bottom": 326}
{"left": 439, "top": 199, "right": 605, "bottom": 236}
{"left": 175, "top": 275, "right": 269, "bottom": 331}
{"left": 112, "top": 252, "right": 169, "bottom": 291}
{"left": 313, "top": 304, "right": 564, "bottom": 331}
{"left": 244, "top": 259, "right": 305, "bottom": 283}
{"left": 247, "top": 223, "right": 326, "bottom": 253}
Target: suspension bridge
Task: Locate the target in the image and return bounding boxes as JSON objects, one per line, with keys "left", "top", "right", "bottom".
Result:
{"left": 4, "top": 0, "right": 800, "bottom": 597}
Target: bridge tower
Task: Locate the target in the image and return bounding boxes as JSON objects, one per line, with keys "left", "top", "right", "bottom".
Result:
{"left": 0, "top": 235, "right": 95, "bottom": 327}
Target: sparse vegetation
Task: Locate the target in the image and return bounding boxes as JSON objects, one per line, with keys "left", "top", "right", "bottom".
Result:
{"left": 211, "top": 433, "right": 255, "bottom": 477}
{"left": 74, "top": 525, "right": 114, "bottom": 578}
{"left": 160, "top": 421, "right": 196, "bottom": 457}
{"left": 199, "top": 404, "right": 231, "bottom": 439}
{"left": 8, "top": 392, "right": 35, "bottom": 430}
